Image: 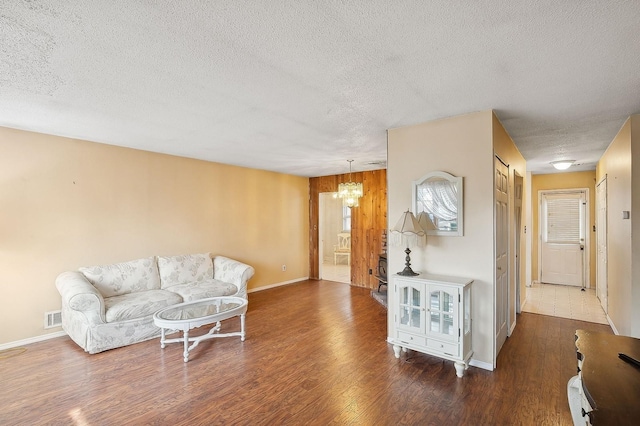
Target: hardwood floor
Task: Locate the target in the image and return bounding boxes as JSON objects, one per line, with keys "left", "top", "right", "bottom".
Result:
{"left": 0, "top": 280, "right": 612, "bottom": 425}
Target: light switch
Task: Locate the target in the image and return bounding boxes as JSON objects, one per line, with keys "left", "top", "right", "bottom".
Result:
{"left": 623, "top": 211, "right": 630, "bottom": 219}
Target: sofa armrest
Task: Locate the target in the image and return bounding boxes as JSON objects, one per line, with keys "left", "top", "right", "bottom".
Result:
{"left": 55, "top": 271, "right": 106, "bottom": 324}
{"left": 213, "top": 256, "right": 255, "bottom": 299}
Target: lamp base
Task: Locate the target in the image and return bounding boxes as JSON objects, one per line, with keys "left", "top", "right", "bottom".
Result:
{"left": 397, "top": 247, "right": 419, "bottom": 276}
{"left": 397, "top": 267, "right": 419, "bottom": 276}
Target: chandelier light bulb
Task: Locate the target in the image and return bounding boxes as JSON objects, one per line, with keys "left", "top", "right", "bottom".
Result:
{"left": 337, "top": 160, "right": 363, "bottom": 208}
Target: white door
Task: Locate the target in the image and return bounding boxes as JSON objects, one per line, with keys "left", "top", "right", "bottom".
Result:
{"left": 596, "top": 177, "right": 608, "bottom": 313}
{"left": 540, "top": 191, "right": 586, "bottom": 287}
{"left": 495, "top": 157, "right": 509, "bottom": 361}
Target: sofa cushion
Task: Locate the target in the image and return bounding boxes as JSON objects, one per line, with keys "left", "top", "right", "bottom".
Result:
{"left": 79, "top": 257, "right": 161, "bottom": 298}
{"left": 158, "top": 253, "right": 213, "bottom": 289}
{"left": 166, "top": 279, "right": 238, "bottom": 302}
{"left": 104, "top": 289, "right": 183, "bottom": 323}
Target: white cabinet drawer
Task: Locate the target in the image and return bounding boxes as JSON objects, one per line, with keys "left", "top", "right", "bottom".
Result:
{"left": 397, "top": 331, "right": 426, "bottom": 346}
{"left": 426, "top": 338, "right": 458, "bottom": 357}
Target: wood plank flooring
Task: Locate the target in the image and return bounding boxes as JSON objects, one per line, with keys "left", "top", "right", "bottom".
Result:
{"left": 0, "top": 280, "right": 612, "bottom": 425}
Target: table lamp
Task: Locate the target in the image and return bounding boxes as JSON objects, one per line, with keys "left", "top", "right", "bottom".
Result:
{"left": 391, "top": 210, "right": 426, "bottom": 276}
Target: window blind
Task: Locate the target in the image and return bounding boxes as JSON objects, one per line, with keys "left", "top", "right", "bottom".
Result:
{"left": 545, "top": 195, "right": 581, "bottom": 243}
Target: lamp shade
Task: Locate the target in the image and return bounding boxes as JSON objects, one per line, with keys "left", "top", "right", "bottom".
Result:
{"left": 390, "top": 210, "right": 424, "bottom": 276}
{"left": 391, "top": 210, "right": 426, "bottom": 236}
{"left": 416, "top": 211, "right": 433, "bottom": 233}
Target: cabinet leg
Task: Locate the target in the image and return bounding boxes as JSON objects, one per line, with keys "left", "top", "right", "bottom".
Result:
{"left": 393, "top": 344, "right": 402, "bottom": 358}
{"left": 454, "top": 361, "right": 465, "bottom": 378}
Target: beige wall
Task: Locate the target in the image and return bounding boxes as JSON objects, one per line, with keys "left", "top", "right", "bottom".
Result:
{"left": 0, "top": 126, "right": 309, "bottom": 345}
{"left": 530, "top": 171, "right": 597, "bottom": 286}
{"left": 596, "top": 116, "right": 637, "bottom": 336}
{"left": 389, "top": 111, "right": 492, "bottom": 368}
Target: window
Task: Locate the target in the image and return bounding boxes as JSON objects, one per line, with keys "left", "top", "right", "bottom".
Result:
{"left": 543, "top": 193, "right": 583, "bottom": 244}
{"left": 342, "top": 206, "right": 351, "bottom": 231}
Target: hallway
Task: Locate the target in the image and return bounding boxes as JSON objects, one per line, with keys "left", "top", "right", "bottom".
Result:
{"left": 522, "top": 282, "right": 608, "bottom": 325}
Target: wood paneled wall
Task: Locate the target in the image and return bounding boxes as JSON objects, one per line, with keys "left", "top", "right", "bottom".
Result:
{"left": 309, "top": 169, "right": 387, "bottom": 289}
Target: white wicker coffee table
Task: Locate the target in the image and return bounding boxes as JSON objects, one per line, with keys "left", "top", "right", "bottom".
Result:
{"left": 153, "top": 296, "right": 247, "bottom": 362}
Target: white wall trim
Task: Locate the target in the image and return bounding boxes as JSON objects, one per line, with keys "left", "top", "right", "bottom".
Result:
{"left": 526, "top": 172, "right": 533, "bottom": 287}
{"left": 469, "top": 358, "right": 494, "bottom": 371}
{"left": 520, "top": 298, "right": 527, "bottom": 312}
{"left": 248, "top": 277, "right": 309, "bottom": 293}
{"left": 608, "top": 315, "right": 619, "bottom": 335}
{"left": 509, "top": 320, "right": 517, "bottom": 336}
{"left": 0, "top": 330, "right": 67, "bottom": 352}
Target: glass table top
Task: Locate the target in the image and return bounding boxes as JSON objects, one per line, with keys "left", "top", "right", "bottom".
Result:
{"left": 155, "top": 297, "right": 246, "bottom": 322}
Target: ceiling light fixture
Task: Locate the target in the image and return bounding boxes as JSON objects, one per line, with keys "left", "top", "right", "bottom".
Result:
{"left": 551, "top": 160, "right": 575, "bottom": 170}
{"left": 338, "top": 160, "right": 363, "bottom": 208}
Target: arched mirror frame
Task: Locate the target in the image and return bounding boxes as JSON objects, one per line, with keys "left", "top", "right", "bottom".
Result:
{"left": 412, "top": 171, "right": 464, "bottom": 236}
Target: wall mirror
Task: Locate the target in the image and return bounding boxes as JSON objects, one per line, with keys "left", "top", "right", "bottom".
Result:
{"left": 412, "top": 171, "right": 463, "bottom": 236}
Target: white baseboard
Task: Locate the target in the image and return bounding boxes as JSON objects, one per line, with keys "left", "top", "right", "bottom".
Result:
{"left": 248, "top": 277, "right": 309, "bottom": 293}
{"left": 469, "top": 358, "right": 494, "bottom": 371}
{"left": 607, "top": 315, "right": 619, "bottom": 335}
{"left": 0, "top": 330, "right": 67, "bottom": 352}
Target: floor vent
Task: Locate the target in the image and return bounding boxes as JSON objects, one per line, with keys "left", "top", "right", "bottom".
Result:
{"left": 45, "top": 310, "right": 62, "bottom": 329}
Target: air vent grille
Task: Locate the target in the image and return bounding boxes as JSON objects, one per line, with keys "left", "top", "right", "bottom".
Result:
{"left": 45, "top": 310, "right": 62, "bottom": 329}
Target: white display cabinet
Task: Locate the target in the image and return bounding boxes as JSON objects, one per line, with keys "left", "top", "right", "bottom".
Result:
{"left": 390, "top": 274, "right": 473, "bottom": 377}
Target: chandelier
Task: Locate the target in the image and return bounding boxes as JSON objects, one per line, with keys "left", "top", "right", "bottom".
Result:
{"left": 338, "top": 160, "right": 363, "bottom": 208}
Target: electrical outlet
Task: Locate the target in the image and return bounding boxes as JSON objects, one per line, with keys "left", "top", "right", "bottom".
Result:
{"left": 368, "top": 269, "right": 373, "bottom": 275}
{"left": 282, "top": 264, "right": 286, "bottom": 272}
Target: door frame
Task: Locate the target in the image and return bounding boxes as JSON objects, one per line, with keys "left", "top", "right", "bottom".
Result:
{"left": 513, "top": 171, "right": 523, "bottom": 317}
{"left": 537, "top": 188, "right": 590, "bottom": 288}
{"left": 596, "top": 176, "right": 608, "bottom": 313}
{"left": 494, "top": 155, "right": 510, "bottom": 366}
{"left": 318, "top": 193, "right": 327, "bottom": 280}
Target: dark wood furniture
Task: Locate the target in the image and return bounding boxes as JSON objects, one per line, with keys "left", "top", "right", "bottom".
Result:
{"left": 574, "top": 330, "right": 640, "bottom": 424}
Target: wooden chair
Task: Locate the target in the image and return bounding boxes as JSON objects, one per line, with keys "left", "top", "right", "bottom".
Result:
{"left": 334, "top": 233, "right": 351, "bottom": 265}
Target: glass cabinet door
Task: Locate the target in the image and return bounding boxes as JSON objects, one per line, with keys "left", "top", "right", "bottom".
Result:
{"left": 428, "top": 285, "right": 458, "bottom": 341}
{"left": 398, "top": 282, "right": 424, "bottom": 333}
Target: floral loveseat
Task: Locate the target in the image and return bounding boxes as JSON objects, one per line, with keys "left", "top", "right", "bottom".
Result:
{"left": 55, "top": 253, "right": 254, "bottom": 354}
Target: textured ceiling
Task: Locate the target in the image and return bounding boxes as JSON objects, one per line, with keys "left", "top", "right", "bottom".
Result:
{"left": 1, "top": 1, "right": 639, "bottom": 177}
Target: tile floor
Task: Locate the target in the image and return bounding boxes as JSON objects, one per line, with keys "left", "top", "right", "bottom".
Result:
{"left": 522, "top": 282, "right": 609, "bottom": 325}
{"left": 320, "top": 260, "right": 350, "bottom": 284}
